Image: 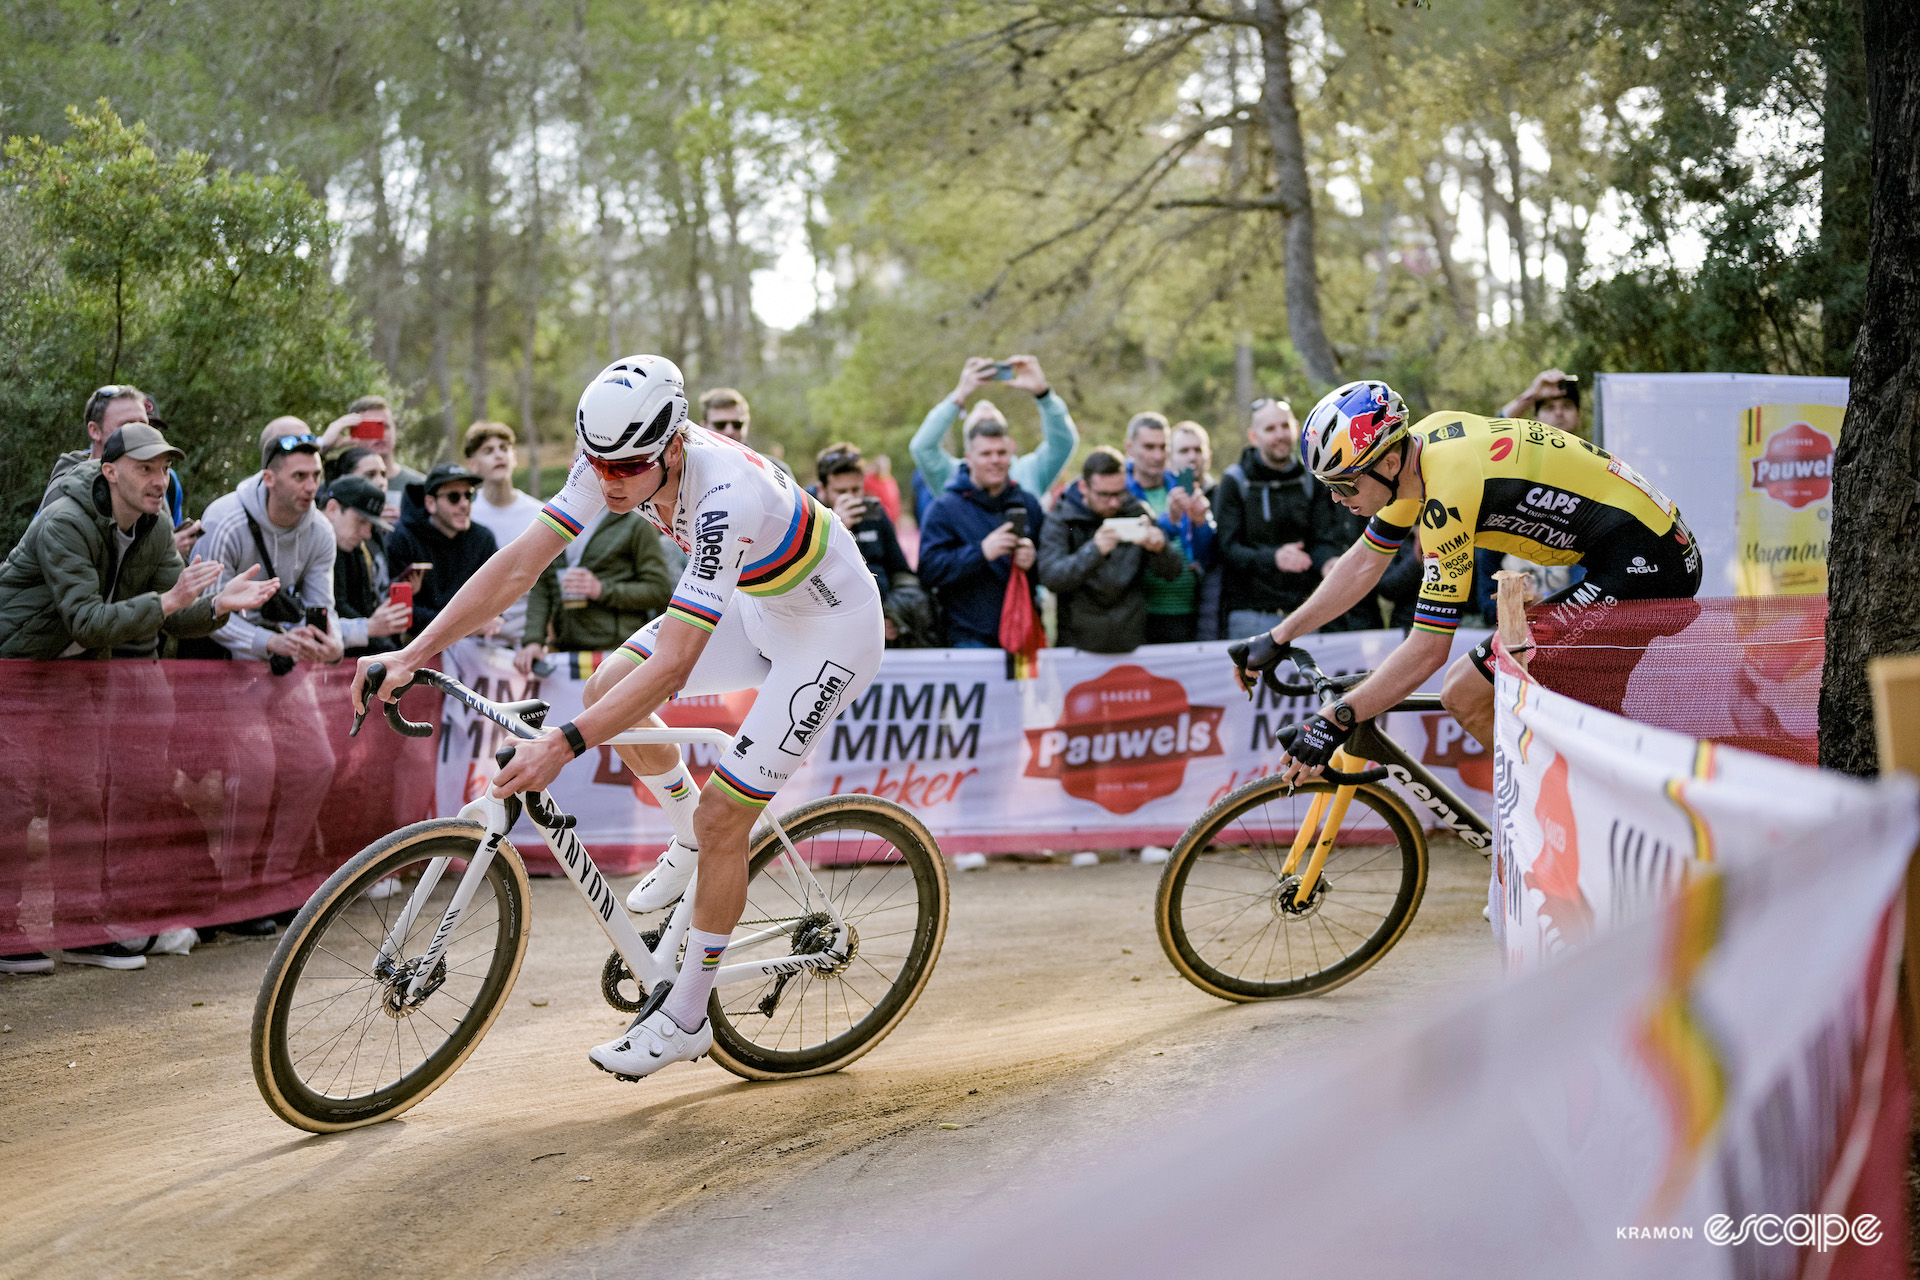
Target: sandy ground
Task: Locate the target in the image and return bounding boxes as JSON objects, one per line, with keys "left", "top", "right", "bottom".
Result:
{"left": 0, "top": 841, "right": 1494, "bottom": 1280}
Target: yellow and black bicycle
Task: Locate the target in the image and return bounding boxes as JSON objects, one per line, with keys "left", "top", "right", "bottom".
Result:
{"left": 1154, "top": 644, "right": 1491, "bottom": 1002}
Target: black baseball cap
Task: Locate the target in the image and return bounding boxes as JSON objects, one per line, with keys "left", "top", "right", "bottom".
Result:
{"left": 323, "top": 474, "right": 387, "bottom": 524}
{"left": 419, "top": 462, "right": 476, "bottom": 497}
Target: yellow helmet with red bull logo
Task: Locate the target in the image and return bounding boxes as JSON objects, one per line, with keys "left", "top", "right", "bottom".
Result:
{"left": 1302, "top": 380, "right": 1410, "bottom": 484}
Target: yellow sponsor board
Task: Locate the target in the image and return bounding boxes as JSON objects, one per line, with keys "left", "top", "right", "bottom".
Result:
{"left": 1735, "top": 404, "right": 1842, "bottom": 597}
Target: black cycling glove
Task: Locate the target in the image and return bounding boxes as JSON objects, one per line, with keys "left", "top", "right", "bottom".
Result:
{"left": 1229, "top": 633, "right": 1287, "bottom": 693}
{"left": 1287, "top": 712, "right": 1355, "bottom": 770}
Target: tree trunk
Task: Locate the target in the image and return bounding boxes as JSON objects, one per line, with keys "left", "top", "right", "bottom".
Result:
{"left": 1818, "top": 0, "right": 1920, "bottom": 776}
{"left": 1419, "top": 168, "right": 1475, "bottom": 328}
{"left": 469, "top": 140, "right": 495, "bottom": 434}
{"left": 1818, "top": 0, "right": 1871, "bottom": 376}
{"left": 366, "top": 135, "right": 405, "bottom": 374}
{"left": 426, "top": 207, "right": 455, "bottom": 463}
{"left": 1253, "top": 0, "right": 1340, "bottom": 388}
{"left": 522, "top": 94, "right": 545, "bottom": 501}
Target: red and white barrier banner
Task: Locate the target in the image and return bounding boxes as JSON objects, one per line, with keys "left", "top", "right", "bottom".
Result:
{"left": 0, "top": 660, "right": 440, "bottom": 952}
{"left": 903, "top": 655, "right": 1918, "bottom": 1280}
{"left": 434, "top": 631, "right": 1494, "bottom": 869}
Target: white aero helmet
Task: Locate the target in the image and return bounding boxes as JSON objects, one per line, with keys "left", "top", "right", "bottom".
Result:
{"left": 575, "top": 355, "right": 688, "bottom": 465}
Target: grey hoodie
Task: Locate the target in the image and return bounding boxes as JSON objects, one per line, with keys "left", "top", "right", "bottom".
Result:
{"left": 192, "top": 473, "right": 335, "bottom": 660}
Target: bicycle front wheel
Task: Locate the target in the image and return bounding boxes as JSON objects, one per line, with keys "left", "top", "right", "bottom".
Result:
{"left": 251, "top": 820, "right": 531, "bottom": 1132}
{"left": 708, "top": 796, "right": 948, "bottom": 1080}
{"left": 1156, "top": 777, "right": 1426, "bottom": 1001}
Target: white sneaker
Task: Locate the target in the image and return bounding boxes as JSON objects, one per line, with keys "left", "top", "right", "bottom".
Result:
{"left": 50, "top": 943, "right": 147, "bottom": 970}
{"left": 626, "top": 839, "right": 699, "bottom": 912}
{"left": 588, "top": 1000, "right": 712, "bottom": 1082}
{"left": 0, "top": 953, "right": 54, "bottom": 975}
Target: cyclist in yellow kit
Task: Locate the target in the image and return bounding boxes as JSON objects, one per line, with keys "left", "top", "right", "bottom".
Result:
{"left": 1233, "top": 379, "right": 1701, "bottom": 778}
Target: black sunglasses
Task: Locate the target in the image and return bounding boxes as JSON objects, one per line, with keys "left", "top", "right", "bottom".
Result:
{"left": 431, "top": 487, "right": 475, "bottom": 504}
{"left": 1322, "top": 462, "right": 1393, "bottom": 498}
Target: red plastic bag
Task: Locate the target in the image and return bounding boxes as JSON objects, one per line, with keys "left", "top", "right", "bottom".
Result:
{"left": 999, "top": 563, "right": 1046, "bottom": 660}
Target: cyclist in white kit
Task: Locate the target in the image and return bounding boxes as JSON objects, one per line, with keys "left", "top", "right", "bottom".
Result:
{"left": 357, "top": 355, "right": 884, "bottom": 1081}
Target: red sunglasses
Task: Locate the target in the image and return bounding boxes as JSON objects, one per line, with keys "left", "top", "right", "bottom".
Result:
{"left": 586, "top": 453, "right": 660, "bottom": 481}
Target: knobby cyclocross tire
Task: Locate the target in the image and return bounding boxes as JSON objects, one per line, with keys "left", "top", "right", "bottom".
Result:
{"left": 251, "top": 819, "right": 531, "bottom": 1132}
{"left": 707, "top": 796, "right": 948, "bottom": 1080}
{"left": 1155, "top": 776, "right": 1427, "bottom": 1002}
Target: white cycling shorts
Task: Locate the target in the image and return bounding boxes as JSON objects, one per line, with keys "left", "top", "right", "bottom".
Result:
{"left": 612, "top": 589, "right": 884, "bottom": 808}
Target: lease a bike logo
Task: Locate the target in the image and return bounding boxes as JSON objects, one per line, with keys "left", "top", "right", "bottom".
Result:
{"left": 1750, "top": 420, "right": 1835, "bottom": 509}
{"left": 690, "top": 510, "right": 729, "bottom": 580}
{"left": 781, "top": 661, "right": 856, "bottom": 755}
{"left": 1024, "top": 665, "right": 1223, "bottom": 814}
{"left": 1420, "top": 499, "right": 1461, "bottom": 530}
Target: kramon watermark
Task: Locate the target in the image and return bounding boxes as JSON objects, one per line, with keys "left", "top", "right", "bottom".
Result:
{"left": 1616, "top": 1214, "right": 1881, "bottom": 1249}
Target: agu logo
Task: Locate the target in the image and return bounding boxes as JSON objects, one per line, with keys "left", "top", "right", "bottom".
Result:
{"left": 1024, "top": 666, "right": 1224, "bottom": 814}
{"left": 1750, "top": 420, "right": 1835, "bottom": 509}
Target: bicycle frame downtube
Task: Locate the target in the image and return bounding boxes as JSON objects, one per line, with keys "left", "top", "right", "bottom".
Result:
{"left": 1348, "top": 721, "right": 1492, "bottom": 851}
{"left": 516, "top": 791, "right": 664, "bottom": 987}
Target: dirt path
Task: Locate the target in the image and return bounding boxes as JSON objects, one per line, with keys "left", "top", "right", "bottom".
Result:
{"left": 0, "top": 843, "right": 1494, "bottom": 1280}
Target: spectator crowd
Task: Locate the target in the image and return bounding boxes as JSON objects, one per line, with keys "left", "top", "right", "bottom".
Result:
{"left": 0, "top": 362, "right": 1580, "bottom": 975}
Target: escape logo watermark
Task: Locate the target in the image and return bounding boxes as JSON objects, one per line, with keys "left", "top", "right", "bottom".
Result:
{"left": 1616, "top": 1214, "right": 1881, "bottom": 1249}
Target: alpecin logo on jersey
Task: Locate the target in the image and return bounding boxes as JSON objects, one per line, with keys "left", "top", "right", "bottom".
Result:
{"left": 781, "top": 662, "right": 856, "bottom": 755}
{"left": 1750, "top": 420, "right": 1835, "bottom": 509}
{"left": 691, "top": 510, "right": 729, "bottom": 579}
{"left": 1023, "top": 666, "right": 1224, "bottom": 815}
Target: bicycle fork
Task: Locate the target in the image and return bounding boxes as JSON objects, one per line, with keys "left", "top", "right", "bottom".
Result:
{"left": 1279, "top": 748, "right": 1367, "bottom": 905}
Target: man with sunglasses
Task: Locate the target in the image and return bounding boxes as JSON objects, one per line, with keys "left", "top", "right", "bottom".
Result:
{"left": 357, "top": 355, "right": 884, "bottom": 1085}
{"left": 383, "top": 462, "right": 499, "bottom": 639}
{"left": 1234, "top": 379, "right": 1700, "bottom": 780}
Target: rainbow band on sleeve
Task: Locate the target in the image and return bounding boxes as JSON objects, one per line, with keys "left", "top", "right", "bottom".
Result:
{"left": 709, "top": 763, "right": 776, "bottom": 809}
{"left": 537, "top": 502, "right": 585, "bottom": 542}
{"left": 664, "top": 593, "right": 724, "bottom": 634}
{"left": 1411, "top": 601, "right": 1460, "bottom": 636}
{"left": 614, "top": 636, "right": 653, "bottom": 665}
{"left": 1361, "top": 521, "right": 1405, "bottom": 555}
{"left": 738, "top": 493, "right": 832, "bottom": 596}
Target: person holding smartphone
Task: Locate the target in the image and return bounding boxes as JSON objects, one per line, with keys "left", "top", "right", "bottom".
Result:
{"left": 909, "top": 355, "right": 1080, "bottom": 522}
{"left": 320, "top": 475, "right": 410, "bottom": 658}
{"left": 317, "top": 395, "right": 422, "bottom": 521}
{"left": 813, "top": 442, "right": 928, "bottom": 645}
{"left": 1122, "top": 411, "right": 1217, "bottom": 644}
{"left": 917, "top": 417, "right": 1045, "bottom": 649}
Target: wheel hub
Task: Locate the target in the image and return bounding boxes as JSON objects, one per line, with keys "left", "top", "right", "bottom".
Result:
{"left": 376, "top": 954, "right": 447, "bottom": 1018}
{"left": 1271, "top": 873, "right": 1329, "bottom": 920}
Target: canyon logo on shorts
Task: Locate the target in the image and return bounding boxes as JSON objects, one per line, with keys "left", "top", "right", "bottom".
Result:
{"left": 782, "top": 661, "right": 857, "bottom": 755}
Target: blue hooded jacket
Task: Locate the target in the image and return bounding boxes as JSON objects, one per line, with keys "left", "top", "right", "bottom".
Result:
{"left": 916, "top": 469, "right": 1046, "bottom": 647}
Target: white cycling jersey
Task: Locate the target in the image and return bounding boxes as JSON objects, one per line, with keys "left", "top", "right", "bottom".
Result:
{"left": 538, "top": 426, "right": 877, "bottom": 630}
{"left": 536, "top": 427, "right": 883, "bottom": 809}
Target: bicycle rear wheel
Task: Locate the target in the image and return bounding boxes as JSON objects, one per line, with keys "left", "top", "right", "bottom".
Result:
{"left": 1156, "top": 777, "right": 1426, "bottom": 1001}
{"left": 251, "top": 820, "right": 531, "bottom": 1131}
{"left": 707, "top": 796, "right": 948, "bottom": 1080}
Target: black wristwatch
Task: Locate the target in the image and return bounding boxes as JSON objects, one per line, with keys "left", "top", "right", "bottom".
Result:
{"left": 1326, "top": 699, "right": 1357, "bottom": 730}
{"left": 557, "top": 720, "right": 588, "bottom": 758}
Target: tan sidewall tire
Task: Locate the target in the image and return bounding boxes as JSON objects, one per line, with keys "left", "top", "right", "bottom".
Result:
{"left": 250, "top": 819, "right": 532, "bottom": 1132}
{"left": 707, "top": 795, "right": 949, "bottom": 1081}
{"left": 1154, "top": 777, "right": 1428, "bottom": 1003}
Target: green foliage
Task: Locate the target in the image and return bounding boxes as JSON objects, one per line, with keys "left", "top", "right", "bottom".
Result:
{"left": 0, "top": 104, "right": 384, "bottom": 549}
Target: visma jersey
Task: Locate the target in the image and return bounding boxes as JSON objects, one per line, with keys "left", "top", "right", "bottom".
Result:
{"left": 1363, "top": 413, "right": 1685, "bottom": 636}
{"left": 536, "top": 427, "right": 876, "bottom": 633}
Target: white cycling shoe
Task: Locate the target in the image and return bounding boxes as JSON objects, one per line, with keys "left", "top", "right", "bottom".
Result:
{"left": 626, "top": 838, "right": 699, "bottom": 912}
{"left": 588, "top": 988, "right": 712, "bottom": 1082}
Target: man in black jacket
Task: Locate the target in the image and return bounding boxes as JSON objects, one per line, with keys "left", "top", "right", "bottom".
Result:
{"left": 813, "top": 443, "right": 934, "bottom": 646}
{"left": 322, "top": 475, "right": 410, "bottom": 658}
{"left": 1038, "top": 447, "right": 1184, "bottom": 653}
{"left": 385, "top": 463, "right": 501, "bottom": 640}
{"left": 1215, "top": 399, "right": 1352, "bottom": 637}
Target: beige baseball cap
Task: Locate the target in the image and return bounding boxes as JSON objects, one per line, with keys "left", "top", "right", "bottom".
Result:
{"left": 101, "top": 422, "right": 184, "bottom": 464}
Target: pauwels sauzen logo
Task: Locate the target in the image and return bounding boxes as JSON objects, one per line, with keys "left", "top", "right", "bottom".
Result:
{"left": 1024, "top": 665, "right": 1223, "bottom": 814}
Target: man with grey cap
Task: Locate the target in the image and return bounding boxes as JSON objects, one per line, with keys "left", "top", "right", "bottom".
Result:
{"left": 0, "top": 423, "right": 277, "bottom": 659}
{"left": 0, "top": 423, "right": 279, "bottom": 973}
{"left": 322, "top": 474, "right": 409, "bottom": 658}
